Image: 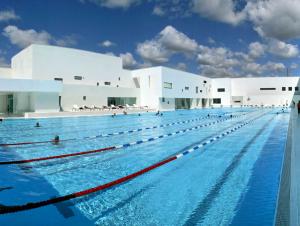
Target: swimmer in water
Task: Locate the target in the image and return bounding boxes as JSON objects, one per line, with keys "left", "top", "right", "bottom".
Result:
{"left": 52, "top": 135, "right": 60, "bottom": 145}
{"left": 35, "top": 122, "right": 41, "bottom": 127}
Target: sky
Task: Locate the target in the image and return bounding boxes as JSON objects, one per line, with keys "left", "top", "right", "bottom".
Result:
{"left": 0, "top": 0, "right": 300, "bottom": 78}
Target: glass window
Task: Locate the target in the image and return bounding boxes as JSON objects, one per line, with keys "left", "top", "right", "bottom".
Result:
{"left": 162, "top": 97, "right": 165, "bottom": 102}
{"left": 83, "top": 96, "right": 86, "bottom": 101}
{"left": 213, "top": 98, "right": 221, "bottom": 104}
{"left": 97, "top": 82, "right": 99, "bottom": 86}
{"left": 295, "top": 87, "right": 299, "bottom": 91}
{"left": 282, "top": 87, "right": 286, "bottom": 91}
{"left": 104, "top": 82, "right": 111, "bottom": 86}
{"left": 163, "top": 82, "right": 172, "bottom": 89}
{"left": 260, "top": 88, "right": 276, "bottom": 90}
{"left": 54, "top": 78, "right": 63, "bottom": 81}
{"left": 107, "top": 97, "right": 137, "bottom": 106}
{"left": 217, "top": 88, "right": 225, "bottom": 92}
{"left": 185, "top": 86, "right": 189, "bottom": 90}
{"left": 74, "top": 76, "right": 83, "bottom": 80}
{"left": 196, "top": 86, "right": 199, "bottom": 93}
{"left": 288, "top": 87, "right": 292, "bottom": 91}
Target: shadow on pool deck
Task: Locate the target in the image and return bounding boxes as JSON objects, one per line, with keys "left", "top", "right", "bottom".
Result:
{"left": 276, "top": 108, "right": 300, "bottom": 226}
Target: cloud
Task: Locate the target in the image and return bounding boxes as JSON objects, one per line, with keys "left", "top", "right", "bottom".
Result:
{"left": 191, "top": 0, "right": 246, "bottom": 26}
{"left": 3, "top": 26, "right": 78, "bottom": 48}
{"left": 120, "top": 52, "right": 137, "bottom": 69}
{"left": 0, "top": 10, "right": 19, "bottom": 22}
{"left": 197, "top": 46, "right": 239, "bottom": 68}
{"left": 136, "top": 25, "right": 198, "bottom": 64}
{"left": 55, "top": 35, "right": 78, "bottom": 47}
{"left": 208, "top": 37, "right": 216, "bottom": 44}
{"left": 0, "top": 57, "right": 9, "bottom": 67}
{"left": 137, "top": 40, "right": 170, "bottom": 64}
{"left": 248, "top": 41, "right": 265, "bottom": 58}
{"left": 159, "top": 26, "right": 198, "bottom": 53}
{"left": 152, "top": 6, "right": 165, "bottom": 16}
{"left": 80, "top": 0, "right": 139, "bottom": 9}
{"left": 99, "top": 40, "right": 116, "bottom": 48}
{"left": 247, "top": 0, "right": 300, "bottom": 40}
{"left": 176, "top": 62, "right": 187, "bottom": 71}
{"left": 267, "top": 39, "right": 299, "bottom": 58}
{"left": 3, "top": 25, "right": 52, "bottom": 48}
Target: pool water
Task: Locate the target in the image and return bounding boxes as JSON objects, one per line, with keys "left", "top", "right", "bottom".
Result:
{"left": 0, "top": 108, "right": 290, "bottom": 226}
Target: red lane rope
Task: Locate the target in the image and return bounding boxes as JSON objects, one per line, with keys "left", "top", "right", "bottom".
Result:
{"left": 0, "top": 156, "right": 176, "bottom": 214}
{"left": 0, "top": 146, "right": 116, "bottom": 165}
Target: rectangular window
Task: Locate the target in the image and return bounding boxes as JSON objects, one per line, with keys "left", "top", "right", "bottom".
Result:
{"left": 118, "top": 77, "right": 121, "bottom": 81}
{"left": 163, "top": 82, "right": 172, "bottom": 89}
{"left": 83, "top": 96, "right": 86, "bottom": 101}
{"left": 200, "top": 90, "right": 202, "bottom": 93}
{"left": 54, "top": 78, "right": 63, "bottom": 81}
{"left": 162, "top": 97, "right": 165, "bottom": 102}
{"left": 104, "top": 82, "right": 111, "bottom": 86}
{"left": 217, "top": 88, "right": 225, "bottom": 92}
{"left": 97, "top": 82, "right": 99, "bottom": 86}
{"left": 282, "top": 87, "right": 286, "bottom": 91}
{"left": 185, "top": 86, "right": 189, "bottom": 90}
{"left": 74, "top": 76, "right": 83, "bottom": 80}
{"left": 260, "top": 88, "right": 276, "bottom": 90}
{"left": 295, "top": 87, "right": 299, "bottom": 91}
{"left": 288, "top": 87, "right": 292, "bottom": 91}
{"left": 213, "top": 98, "right": 221, "bottom": 104}
{"left": 196, "top": 86, "right": 199, "bottom": 93}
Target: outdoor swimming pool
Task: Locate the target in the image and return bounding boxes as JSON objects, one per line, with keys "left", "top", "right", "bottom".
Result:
{"left": 0, "top": 108, "right": 290, "bottom": 225}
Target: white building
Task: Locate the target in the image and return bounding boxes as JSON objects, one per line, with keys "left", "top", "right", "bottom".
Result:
{"left": 0, "top": 44, "right": 299, "bottom": 115}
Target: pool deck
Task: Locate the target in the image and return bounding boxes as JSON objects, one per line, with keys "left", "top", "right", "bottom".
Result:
{"left": 1, "top": 108, "right": 156, "bottom": 119}
{"left": 290, "top": 109, "right": 300, "bottom": 226}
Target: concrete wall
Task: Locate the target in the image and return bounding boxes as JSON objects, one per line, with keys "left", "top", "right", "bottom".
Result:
{"left": 0, "top": 67, "right": 12, "bottom": 79}
{"left": 60, "top": 84, "right": 140, "bottom": 111}
{"left": 11, "top": 46, "right": 33, "bottom": 79}
{"left": 30, "top": 92, "right": 60, "bottom": 113}
{"left": 211, "top": 78, "right": 232, "bottom": 106}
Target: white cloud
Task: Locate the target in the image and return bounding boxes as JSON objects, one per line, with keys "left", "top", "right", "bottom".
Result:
{"left": 81, "top": 0, "right": 139, "bottom": 9}
{"left": 0, "top": 57, "right": 9, "bottom": 67}
{"left": 3, "top": 25, "right": 78, "bottom": 48}
{"left": 152, "top": 6, "right": 165, "bottom": 16}
{"left": 248, "top": 41, "right": 265, "bottom": 58}
{"left": 99, "top": 40, "right": 116, "bottom": 48}
{"left": 136, "top": 25, "right": 199, "bottom": 64}
{"left": 3, "top": 25, "right": 52, "bottom": 48}
{"left": 192, "top": 0, "right": 246, "bottom": 25}
{"left": 208, "top": 37, "right": 216, "bottom": 44}
{"left": 290, "top": 63, "right": 298, "bottom": 69}
{"left": 137, "top": 40, "right": 170, "bottom": 64}
{"left": 197, "top": 46, "right": 238, "bottom": 68}
{"left": 120, "top": 52, "right": 137, "bottom": 69}
{"left": 267, "top": 39, "right": 299, "bottom": 58}
{"left": 0, "top": 10, "right": 19, "bottom": 22}
{"left": 176, "top": 62, "right": 187, "bottom": 71}
{"left": 247, "top": 0, "right": 300, "bottom": 40}
{"left": 159, "top": 25, "right": 198, "bottom": 53}
{"left": 55, "top": 35, "right": 78, "bottom": 47}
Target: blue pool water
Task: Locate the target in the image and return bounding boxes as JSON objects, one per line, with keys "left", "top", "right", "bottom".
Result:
{"left": 0, "top": 108, "right": 290, "bottom": 225}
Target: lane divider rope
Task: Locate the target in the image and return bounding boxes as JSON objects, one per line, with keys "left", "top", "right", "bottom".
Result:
{"left": 0, "top": 110, "right": 270, "bottom": 214}
{"left": 0, "top": 114, "right": 232, "bottom": 147}
{"left": 0, "top": 112, "right": 253, "bottom": 165}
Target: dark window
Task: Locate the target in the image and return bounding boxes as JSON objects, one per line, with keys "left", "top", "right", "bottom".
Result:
{"left": 288, "top": 87, "right": 292, "bottom": 91}
{"left": 118, "top": 77, "right": 121, "bottom": 81}
{"left": 295, "top": 87, "right": 299, "bottom": 91}
{"left": 234, "top": 100, "right": 241, "bottom": 103}
{"left": 213, "top": 98, "right": 221, "bottom": 104}
{"left": 196, "top": 86, "right": 199, "bottom": 93}
{"left": 97, "top": 82, "right": 99, "bottom": 86}
{"left": 217, "top": 88, "right": 225, "bottom": 92}
{"left": 54, "top": 78, "right": 63, "bottom": 81}
{"left": 83, "top": 96, "right": 86, "bottom": 101}
{"left": 74, "top": 76, "right": 83, "bottom": 80}
{"left": 185, "top": 86, "right": 189, "bottom": 90}
{"left": 260, "top": 88, "right": 276, "bottom": 90}
{"left": 162, "top": 97, "right": 165, "bottom": 102}
{"left": 282, "top": 87, "right": 286, "bottom": 91}
{"left": 203, "top": 80, "right": 207, "bottom": 84}
{"left": 104, "top": 82, "right": 111, "bottom": 86}
{"left": 163, "top": 82, "right": 172, "bottom": 89}
{"left": 200, "top": 90, "right": 202, "bottom": 93}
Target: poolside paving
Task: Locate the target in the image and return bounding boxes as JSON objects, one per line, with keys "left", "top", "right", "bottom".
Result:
{"left": 290, "top": 108, "right": 300, "bottom": 226}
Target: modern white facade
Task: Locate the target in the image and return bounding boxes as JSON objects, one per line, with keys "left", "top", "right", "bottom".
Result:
{"left": 0, "top": 44, "right": 299, "bottom": 115}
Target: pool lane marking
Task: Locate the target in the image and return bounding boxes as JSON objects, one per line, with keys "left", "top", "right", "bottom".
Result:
{"left": 0, "top": 111, "right": 270, "bottom": 214}
{"left": 0, "top": 112, "right": 254, "bottom": 165}
{"left": 0, "top": 114, "right": 232, "bottom": 147}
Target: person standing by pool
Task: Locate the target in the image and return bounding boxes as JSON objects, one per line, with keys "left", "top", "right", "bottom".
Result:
{"left": 298, "top": 101, "right": 300, "bottom": 114}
